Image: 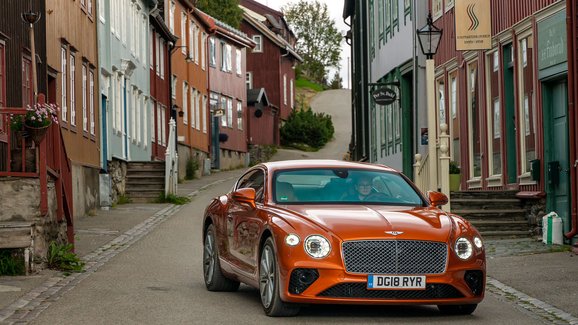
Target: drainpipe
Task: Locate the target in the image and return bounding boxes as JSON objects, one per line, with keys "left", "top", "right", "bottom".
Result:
{"left": 565, "top": 0, "right": 577, "bottom": 239}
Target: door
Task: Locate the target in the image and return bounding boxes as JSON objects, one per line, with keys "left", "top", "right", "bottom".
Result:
{"left": 503, "top": 44, "right": 518, "bottom": 184}
{"left": 101, "top": 94, "right": 108, "bottom": 170}
{"left": 544, "top": 80, "right": 570, "bottom": 233}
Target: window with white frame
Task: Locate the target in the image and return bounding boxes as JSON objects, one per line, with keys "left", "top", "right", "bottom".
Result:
{"left": 194, "top": 25, "right": 199, "bottom": 64}
{"left": 445, "top": 0, "right": 455, "bottom": 11}
{"left": 89, "top": 70, "right": 95, "bottom": 135}
{"left": 433, "top": 0, "right": 443, "bottom": 19}
{"left": 236, "top": 48, "right": 242, "bottom": 75}
{"left": 237, "top": 100, "right": 243, "bottom": 130}
{"left": 82, "top": 65, "right": 88, "bottom": 132}
{"left": 518, "top": 34, "right": 536, "bottom": 175}
{"left": 155, "top": 35, "right": 160, "bottom": 75}
{"left": 131, "top": 88, "right": 137, "bottom": 141}
{"left": 221, "top": 96, "right": 227, "bottom": 127}
{"left": 188, "top": 21, "right": 194, "bottom": 60}
{"left": 283, "top": 74, "right": 287, "bottom": 105}
{"left": 99, "top": 0, "right": 105, "bottom": 22}
{"left": 172, "top": 75, "right": 177, "bottom": 99}
{"left": 290, "top": 79, "right": 294, "bottom": 108}
{"left": 136, "top": 92, "right": 141, "bottom": 144}
{"left": 493, "top": 51, "right": 499, "bottom": 72}
{"left": 201, "top": 32, "right": 206, "bottom": 70}
{"left": 169, "top": 0, "right": 175, "bottom": 33}
{"left": 70, "top": 53, "right": 76, "bottom": 126}
{"left": 161, "top": 104, "right": 167, "bottom": 146}
{"left": 61, "top": 47, "right": 67, "bottom": 123}
{"left": 142, "top": 15, "right": 147, "bottom": 63}
{"left": 467, "top": 61, "right": 481, "bottom": 179}
{"left": 151, "top": 101, "right": 156, "bottom": 143}
{"left": 183, "top": 82, "right": 188, "bottom": 124}
{"left": 227, "top": 97, "right": 233, "bottom": 127}
{"left": 195, "top": 89, "right": 201, "bottom": 130}
{"left": 160, "top": 41, "right": 165, "bottom": 79}
{"left": 143, "top": 97, "right": 148, "bottom": 147}
{"left": 209, "top": 37, "right": 216, "bottom": 67}
{"left": 191, "top": 89, "right": 196, "bottom": 129}
{"left": 181, "top": 13, "right": 187, "bottom": 54}
{"left": 88, "top": 0, "right": 92, "bottom": 15}
{"left": 486, "top": 50, "right": 502, "bottom": 176}
{"left": 202, "top": 95, "right": 207, "bottom": 133}
{"left": 252, "top": 35, "right": 262, "bottom": 52}
{"left": 149, "top": 26, "right": 154, "bottom": 69}
{"left": 221, "top": 42, "right": 232, "bottom": 72}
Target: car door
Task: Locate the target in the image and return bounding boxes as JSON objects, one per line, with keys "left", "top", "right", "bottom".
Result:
{"left": 227, "top": 169, "right": 266, "bottom": 275}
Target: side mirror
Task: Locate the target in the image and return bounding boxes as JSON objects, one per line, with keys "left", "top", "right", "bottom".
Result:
{"left": 427, "top": 191, "right": 448, "bottom": 207}
{"left": 232, "top": 188, "right": 256, "bottom": 208}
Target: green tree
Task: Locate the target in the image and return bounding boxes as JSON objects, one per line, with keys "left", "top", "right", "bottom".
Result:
{"left": 196, "top": 0, "right": 243, "bottom": 29}
{"left": 329, "top": 71, "right": 343, "bottom": 89}
{"left": 283, "top": 0, "right": 342, "bottom": 84}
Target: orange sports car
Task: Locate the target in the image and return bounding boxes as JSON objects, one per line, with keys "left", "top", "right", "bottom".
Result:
{"left": 202, "top": 160, "right": 485, "bottom": 317}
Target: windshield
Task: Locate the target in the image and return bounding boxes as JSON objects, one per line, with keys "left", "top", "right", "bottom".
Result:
{"left": 273, "top": 168, "right": 424, "bottom": 206}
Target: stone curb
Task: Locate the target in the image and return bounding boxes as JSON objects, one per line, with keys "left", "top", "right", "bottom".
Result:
{"left": 0, "top": 176, "right": 234, "bottom": 324}
{"left": 487, "top": 277, "right": 578, "bottom": 325}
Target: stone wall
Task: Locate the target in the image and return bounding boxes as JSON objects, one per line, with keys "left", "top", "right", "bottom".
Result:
{"left": 177, "top": 144, "right": 210, "bottom": 180}
{"left": 248, "top": 145, "right": 277, "bottom": 166}
{"left": 71, "top": 164, "right": 100, "bottom": 217}
{"left": 219, "top": 149, "right": 248, "bottom": 171}
{"left": 107, "top": 158, "right": 128, "bottom": 203}
{"left": 523, "top": 198, "right": 547, "bottom": 238}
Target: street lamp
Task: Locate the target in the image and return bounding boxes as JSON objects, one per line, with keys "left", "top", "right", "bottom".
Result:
{"left": 22, "top": 9, "right": 41, "bottom": 103}
{"left": 417, "top": 12, "right": 442, "bottom": 192}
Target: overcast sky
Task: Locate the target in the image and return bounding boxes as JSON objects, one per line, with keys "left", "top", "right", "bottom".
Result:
{"left": 253, "top": 0, "right": 351, "bottom": 88}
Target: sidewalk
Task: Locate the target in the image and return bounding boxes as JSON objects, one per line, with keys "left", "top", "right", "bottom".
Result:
{"left": 0, "top": 168, "right": 577, "bottom": 323}
{"left": 0, "top": 168, "right": 243, "bottom": 315}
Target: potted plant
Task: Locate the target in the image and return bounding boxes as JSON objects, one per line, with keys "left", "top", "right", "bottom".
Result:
{"left": 449, "top": 161, "right": 461, "bottom": 192}
{"left": 12, "top": 103, "right": 59, "bottom": 144}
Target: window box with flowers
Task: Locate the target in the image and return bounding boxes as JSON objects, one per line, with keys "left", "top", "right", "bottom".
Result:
{"left": 10, "top": 103, "right": 59, "bottom": 144}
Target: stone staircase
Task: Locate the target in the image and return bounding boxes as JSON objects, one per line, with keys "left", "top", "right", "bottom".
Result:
{"left": 450, "top": 191, "right": 531, "bottom": 239}
{"left": 126, "top": 161, "right": 165, "bottom": 203}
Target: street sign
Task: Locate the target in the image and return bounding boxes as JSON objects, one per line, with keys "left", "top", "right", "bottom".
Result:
{"left": 371, "top": 87, "right": 397, "bottom": 106}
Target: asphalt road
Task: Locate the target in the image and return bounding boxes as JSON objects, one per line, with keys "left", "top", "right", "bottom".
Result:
{"left": 31, "top": 179, "right": 546, "bottom": 324}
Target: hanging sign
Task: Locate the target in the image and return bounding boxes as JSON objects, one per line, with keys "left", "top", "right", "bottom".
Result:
{"left": 371, "top": 87, "right": 397, "bottom": 106}
{"left": 455, "top": 0, "right": 492, "bottom": 50}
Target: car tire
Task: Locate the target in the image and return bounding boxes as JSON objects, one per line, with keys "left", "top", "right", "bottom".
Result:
{"left": 259, "top": 237, "right": 300, "bottom": 317}
{"left": 203, "top": 224, "right": 240, "bottom": 292}
{"left": 437, "top": 304, "right": 478, "bottom": 315}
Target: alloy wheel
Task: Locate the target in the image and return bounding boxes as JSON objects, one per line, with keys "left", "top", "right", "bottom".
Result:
{"left": 259, "top": 245, "right": 275, "bottom": 308}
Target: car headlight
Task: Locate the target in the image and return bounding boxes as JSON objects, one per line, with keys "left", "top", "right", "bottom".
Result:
{"left": 285, "top": 234, "right": 300, "bottom": 246}
{"left": 304, "top": 235, "right": 331, "bottom": 258}
{"left": 455, "top": 237, "right": 473, "bottom": 260}
{"left": 473, "top": 236, "right": 483, "bottom": 249}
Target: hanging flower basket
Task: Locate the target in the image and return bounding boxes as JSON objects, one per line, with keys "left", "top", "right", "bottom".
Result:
{"left": 24, "top": 121, "right": 51, "bottom": 145}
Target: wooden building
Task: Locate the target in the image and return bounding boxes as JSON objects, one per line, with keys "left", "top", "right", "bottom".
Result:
{"left": 46, "top": 0, "right": 100, "bottom": 217}
{"left": 240, "top": 0, "right": 302, "bottom": 146}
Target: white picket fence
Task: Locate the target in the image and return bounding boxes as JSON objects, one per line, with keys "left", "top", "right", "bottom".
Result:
{"left": 165, "top": 118, "right": 178, "bottom": 196}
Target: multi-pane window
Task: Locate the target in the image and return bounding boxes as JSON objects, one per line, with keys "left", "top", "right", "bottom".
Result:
{"left": 183, "top": 82, "right": 188, "bottom": 124}
{"left": 181, "top": 13, "right": 187, "bottom": 54}
{"left": 467, "top": 61, "right": 481, "bottom": 179}
{"left": 486, "top": 50, "right": 502, "bottom": 176}
{"left": 195, "top": 90, "right": 201, "bottom": 130}
{"left": 171, "top": 75, "right": 177, "bottom": 99}
{"left": 227, "top": 97, "right": 233, "bottom": 127}
{"left": 61, "top": 48, "right": 68, "bottom": 122}
{"left": 246, "top": 72, "right": 253, "bottom": 89}
{"left": 433, "top": 0, "right": 443, "bottom": 19}
{"left": 160, "top": 41, "right": 165, "bottom": 79}
{"left": 131, "top": 88, "right": 137, "bottom": 141}
{"left": 89, "top": 70, "right": 95, "bottom": 135}
{"left": 201, "top": 33, "right": 206, "bottom": 70}
{"left": 221, "top": 95, "right": 227, "bottom": 127}
{"left": 221, "top": 42, "right": 232, "bottom": 72}
{"left": 236, "top": 48, "right": 242, "bottom": 75}
{"left": 209, "top": 37, "right": 216, "bottom": 67}
{"left": 518, "top": 35, "right": 536, "bottom": 174}
{"left": 188, "top": 21, "right": 194, "bottom": 59}
{"left": 155, "top": 35, "right": 160, "bottom": 76}
{"left": 283, "top": 74, "right": 287, "bottom": 105}
{"left": 82, "top": 65, "right": 88, "bottom": 132}
{"left": 70, "top": 54, "right": 76, "bottom": 126}
{"left": 169, "top": 1, "right": 175, "bottom": 33}
{"left": 252, "top": 35, "right": 262, "bottom": 52}
{"left": 237, "top": 101, "right": 243, "bottom": 130}
{"left": 136, "top": 92, "right": 141, "bottom": 144}
{"left": 21, "top": 57, "right": 32, "bottom": 108}
{"left": 194, "top": 25, "right": 199, "bottom": 64}
{"left": 202, "top": 95, "right": 207, "bottom": 133}
{"left": 143, "top": 97, "right": 148, "bottom": 147}
{"left": 191, "top": 89, "right": 196, "bottom": 129}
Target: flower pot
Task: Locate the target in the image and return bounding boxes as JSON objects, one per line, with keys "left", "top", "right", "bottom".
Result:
{"left": 449, "top": 174, "right": 461, "bottom": 192}
{"left": 24, "top": 122, "right": 51, "bottom": 145}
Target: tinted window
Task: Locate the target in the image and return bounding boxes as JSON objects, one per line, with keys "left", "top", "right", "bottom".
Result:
{"left": 237, "top": 169, "right": 265, "bottom": 203}
{"left": 273, "top": 168, "right": 423, "bottom": 206}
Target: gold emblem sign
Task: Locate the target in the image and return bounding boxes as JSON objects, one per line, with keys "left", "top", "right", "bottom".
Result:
{"left": 455, "top": 0, "right": 492, "bottom": 50}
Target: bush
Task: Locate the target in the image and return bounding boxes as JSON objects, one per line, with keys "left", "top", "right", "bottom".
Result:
{"left": 280, "top": 107, "right": 334, "bottom": 150}
{"left": 46, "top": 242, "right": 84, "bottom": 273}
{"left": 186, "top": 158, "right": 199, "bottom": 180}
{"left": 0, "top": 249, "right": 25, "bottom": 275}
{"left": 156, "top": 193, "right": 191, "bottom": 205}
{"left": 449, "top": 161, "right": 461, "bottom": 174}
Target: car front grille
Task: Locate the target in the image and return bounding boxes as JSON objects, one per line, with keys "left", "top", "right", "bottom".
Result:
{"left": 342, "top": 240, "right": 448, "bottom": 274}
{"left": 318, "top": 283, "right": 463, "bottom": 299}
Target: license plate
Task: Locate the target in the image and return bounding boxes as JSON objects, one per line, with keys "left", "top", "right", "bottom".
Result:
{"left": 367, "top": 275, "right": 426, "bottom": 290}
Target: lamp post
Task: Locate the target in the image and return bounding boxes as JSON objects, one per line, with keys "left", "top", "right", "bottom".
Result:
{"left": 417, "top": 13, "right": 442, "bottom": 192}
{"left": 22, "top": 9, "right": 41, "bottom": 103}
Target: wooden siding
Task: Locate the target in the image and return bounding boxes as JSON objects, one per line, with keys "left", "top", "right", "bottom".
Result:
{"left": 150, "top": 33, "right": 170, "bottom": 160}
{"left": 248, "top": 105, "right": 276, "bottom": 145}
{"left": 0, "top": 0, "right": 47, "bottom": 108}
{"left": 46, "top": 0, "right": 99, "bottom": 168}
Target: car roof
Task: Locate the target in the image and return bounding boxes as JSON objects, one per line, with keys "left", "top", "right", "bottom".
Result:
{"left": 260, "top": 159, "right": 399, "bottom": 174}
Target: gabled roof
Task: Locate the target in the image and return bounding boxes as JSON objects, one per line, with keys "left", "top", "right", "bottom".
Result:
{"left": 247, "top": 88, "right": 269, "bottom": 106}
{"left": 195, "top": 8, "right": 255, "bottom": 49}
{"left": 241, "top": 8, "right": 303, "bottom": 62}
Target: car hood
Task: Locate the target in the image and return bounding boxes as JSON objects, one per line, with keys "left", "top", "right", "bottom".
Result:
{"left": 285, "top": 205, "right": 452, "bottom": 242}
